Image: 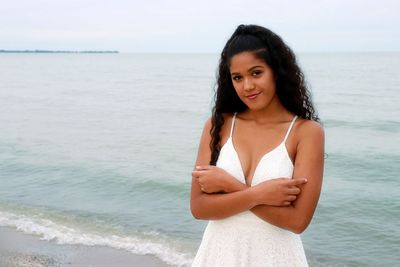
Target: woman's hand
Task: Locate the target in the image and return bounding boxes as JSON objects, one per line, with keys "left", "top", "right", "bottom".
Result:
{"left": 192, "top": 165, "right": 246, "bottom": 194}
{"left": 251, "top": 178, "right": 308, "bottom": 206}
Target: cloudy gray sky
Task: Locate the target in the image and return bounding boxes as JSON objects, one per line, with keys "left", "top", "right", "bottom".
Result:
{"left": 1, "top": 0, "right": 399, "bottom": 53}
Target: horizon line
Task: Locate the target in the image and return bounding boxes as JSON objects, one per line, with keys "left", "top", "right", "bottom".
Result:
{"left": 1, "top": 49, "right": 399, "bottom": 54}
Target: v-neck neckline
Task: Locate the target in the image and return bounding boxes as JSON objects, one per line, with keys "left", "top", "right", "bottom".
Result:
{"left": 228, "top": 137, "right": 285, "bottom": 186}
{"left": 221, "top": 112, "right": 297, "bottom": 186}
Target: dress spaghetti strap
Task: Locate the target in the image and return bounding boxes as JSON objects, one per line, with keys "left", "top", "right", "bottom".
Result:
{"left": 229, "top": 112, "right": 237, "bottom": 138}
{"left": 283, "top": 115, "right": 298, "bottom": 143}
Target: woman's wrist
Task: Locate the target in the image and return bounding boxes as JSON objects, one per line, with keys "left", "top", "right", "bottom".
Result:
{"left": 224, "top": 177, "right": 248, "bottom": 193}
{"left": 248, "top": 185, "right": 265, "bottom": 206}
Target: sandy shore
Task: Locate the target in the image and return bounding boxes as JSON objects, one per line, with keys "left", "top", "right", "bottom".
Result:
{"left": 0, "top": 227, "right": 175, "bottom": 267}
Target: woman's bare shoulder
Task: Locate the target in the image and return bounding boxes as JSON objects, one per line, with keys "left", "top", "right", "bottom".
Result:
{"left": 202, "top": 113, "right": 235, "bottom": 130}
{"left": 200, "top": 113, "right": 235, "bottom": 145}
{"left": 295, "top": 119, "right": 325, "bottom": 143}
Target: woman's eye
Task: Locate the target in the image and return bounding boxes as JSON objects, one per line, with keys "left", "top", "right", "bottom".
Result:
{"left": 232, "top": 76, "right": 242, "bottom": 81}
{"left": 252, "top": 71, "right": 262, "bottom": 76}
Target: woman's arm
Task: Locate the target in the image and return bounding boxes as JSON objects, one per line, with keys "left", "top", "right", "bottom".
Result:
{"left": 190, "top": 118, "right": 307, "bottom": 220}
{"left": 190, "top": 118, "right": 257, "bottom": 219}
{"left": 250, "top": 120, "right": 325, "bottom": 233}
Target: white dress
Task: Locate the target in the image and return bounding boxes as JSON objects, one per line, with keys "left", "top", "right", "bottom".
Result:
{"left": 192, "top": 113, "right": 308, "bottom": 267}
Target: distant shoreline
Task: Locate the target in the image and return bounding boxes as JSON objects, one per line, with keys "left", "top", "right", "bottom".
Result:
{"left": 0, "top": 49, "right": 119, "bottom": 53}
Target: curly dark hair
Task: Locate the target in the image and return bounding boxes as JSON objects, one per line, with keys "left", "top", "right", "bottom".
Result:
{"left": 210, "top": 24, "right": 319, "bottom": 165}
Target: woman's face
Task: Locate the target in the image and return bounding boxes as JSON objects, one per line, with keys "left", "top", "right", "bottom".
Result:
{"left": 229, "top": 51, "right": 278, "bottom": 111}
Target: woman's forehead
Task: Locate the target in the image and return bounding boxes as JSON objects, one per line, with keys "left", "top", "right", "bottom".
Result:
{"left": 229, "top": 52, "right": 267, "bottom": 72}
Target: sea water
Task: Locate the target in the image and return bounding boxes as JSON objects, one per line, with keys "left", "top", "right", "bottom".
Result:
{"left": 0, "top": 52, "right": 399, "bottom": 266}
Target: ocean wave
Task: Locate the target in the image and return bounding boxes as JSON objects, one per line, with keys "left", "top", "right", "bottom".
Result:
{"left": 0, "top": 210, "right": 193, "bottom": 267}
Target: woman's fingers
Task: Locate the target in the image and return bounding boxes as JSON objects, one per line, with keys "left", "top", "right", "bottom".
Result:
{"left": 192, "top": 170, "right": 208, "bottom": 178}
{"left": 195, "top": 165, "right": 214, "bottom": 170}
{"left": 192, "top": 170, "right": 200, "bottom": 178}
{"left": 288, "top": 187, "right": 301, "bottom": 195}
{"left": 193, "top": 170, "right": 212, "bottom": 192}
{"left": 288, "top": 178, "right": 308, "bottom": 187}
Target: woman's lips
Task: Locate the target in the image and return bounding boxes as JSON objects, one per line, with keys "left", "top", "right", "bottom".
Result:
{"left": 246, "top": 92, "right": 261, "bottom": 100}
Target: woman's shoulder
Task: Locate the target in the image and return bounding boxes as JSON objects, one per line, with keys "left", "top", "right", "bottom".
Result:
{"left": 295, "top": 118, "right": 325, "bottom": 142}
{"left": 201, "top": 113, "right": 235, "bottom": 140}
{"left": 222, "top": 112, "right": 236, "bottom": 121}
{"left": 203, "top": 113, "right": 236, "bottom": 127}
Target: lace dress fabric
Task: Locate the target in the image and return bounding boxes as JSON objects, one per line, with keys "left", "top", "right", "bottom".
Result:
{"left": 192, "top": 114, "right": 308, "bottom": 267}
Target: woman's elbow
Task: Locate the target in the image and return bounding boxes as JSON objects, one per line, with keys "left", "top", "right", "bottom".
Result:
{"left": 290, "top": 218, "right": 310, "bottom": 234}
{"left": 190, "top": 199, "right": 206, "bottom": 220}
{"left": 291, "top": 226, "right": 306, "bottom": 235}
{"left": 191, "top": 205, "right": 202, "bottom": 219}
{"left": 191, "top": 198, "right": 220, "bottom": 220}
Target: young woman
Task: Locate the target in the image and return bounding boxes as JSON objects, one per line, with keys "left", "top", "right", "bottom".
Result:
{"left": 190, "top": 25, "right": 324, "bottom": 266}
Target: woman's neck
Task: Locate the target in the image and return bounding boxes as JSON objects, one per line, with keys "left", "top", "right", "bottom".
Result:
{"left": 240, "top": 102, "right": 292, "bottom": 124}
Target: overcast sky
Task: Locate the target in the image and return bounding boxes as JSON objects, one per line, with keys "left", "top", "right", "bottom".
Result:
{"left": 1, "top": 0, "right": 399, "bottom": 53}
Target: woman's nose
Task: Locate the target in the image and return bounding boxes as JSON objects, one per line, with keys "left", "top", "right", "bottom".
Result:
{"left": 243, "top": 77, "right": 255, "bottom": 91}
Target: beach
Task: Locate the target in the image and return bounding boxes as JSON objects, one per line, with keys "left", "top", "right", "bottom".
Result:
{"left": 0, "top": 226, "right": 172, "bottom": 267}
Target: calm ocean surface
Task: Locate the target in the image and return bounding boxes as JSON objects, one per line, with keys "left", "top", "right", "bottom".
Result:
{"left": 0, "top": 52, "right": 399, "bottom": 266}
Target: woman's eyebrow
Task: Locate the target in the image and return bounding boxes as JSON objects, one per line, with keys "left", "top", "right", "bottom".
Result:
{"left": 231, "top": 65, "right": 264, "bottom": 76}
{"left": 248, "top": 65, "right": 263, "bottom": 72}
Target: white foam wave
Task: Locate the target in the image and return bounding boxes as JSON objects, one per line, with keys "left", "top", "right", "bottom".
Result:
{"left": 0, "top": 210, "right": 193, "bottom": 267}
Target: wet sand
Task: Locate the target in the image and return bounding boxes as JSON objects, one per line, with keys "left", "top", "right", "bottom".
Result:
{"left": 0, "top": 227, "right": 174, "bottom": 267}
